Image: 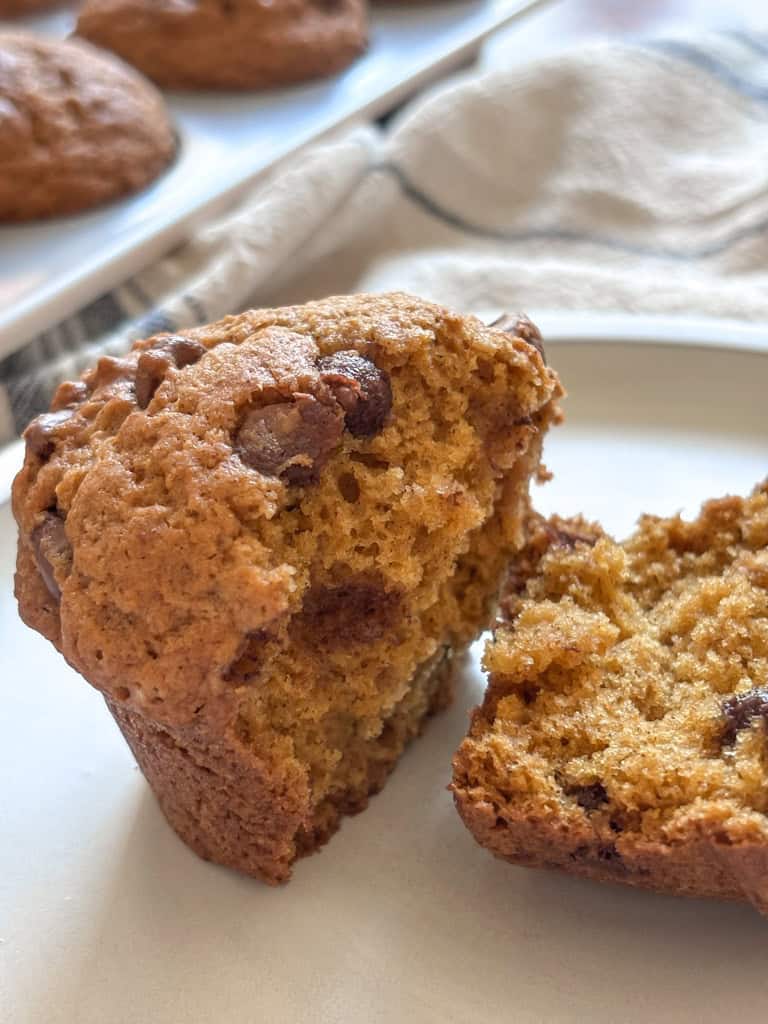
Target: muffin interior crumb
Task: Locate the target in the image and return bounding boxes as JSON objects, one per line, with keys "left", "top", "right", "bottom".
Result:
{"left": 465, "top": 487, "right": 768, "bottom": 847}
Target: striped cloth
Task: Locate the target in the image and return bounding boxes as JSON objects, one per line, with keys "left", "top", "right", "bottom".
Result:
{"left": 4, "top": 29, "right": 768, "bottom": 444}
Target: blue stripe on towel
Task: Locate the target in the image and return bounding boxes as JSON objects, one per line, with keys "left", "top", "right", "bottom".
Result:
{"left": 378, "top": 163, "right": 768, "bottom": 260}
{"left": 645, "top": 39, "right": 768, "bottom": 102}
{"left": 723, "top": 30, "right": 768, "bottom": 60}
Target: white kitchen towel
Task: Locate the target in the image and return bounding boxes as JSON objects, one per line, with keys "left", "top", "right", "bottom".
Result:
{"left": 4, "top": 28, "right": 768, "bottom": 442}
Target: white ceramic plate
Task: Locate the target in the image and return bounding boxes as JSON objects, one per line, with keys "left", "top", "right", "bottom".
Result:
{"left": 2, "top": 315, "right": 768, "bottom": 1024}
{"left": 0, "top": 0, "right": 546, "bottom": 357}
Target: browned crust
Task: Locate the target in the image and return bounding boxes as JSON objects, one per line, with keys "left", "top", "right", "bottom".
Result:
{"left": 453, "top": 741, "right": 768, "bottom": 914}
{"left": 76, "top": 0, "right": 368, "bottom": 90}
{"left": 108, "top": 650, "right": 455, "bottom": 882}
{"left": 0, "top": 0, "right": 61, "bottom": 13}
{"left": 15, "top": 540, "right": 62, "bottom": 651}
{"left": 107, "top": 696, "right": 311, "bottom": 883}
{"left": 0, "top": 32, "right": 175, "bottom": 222}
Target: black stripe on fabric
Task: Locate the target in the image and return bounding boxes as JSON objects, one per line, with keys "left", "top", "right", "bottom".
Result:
{"left": 59, "top": 317, "right": 82, "bottom": 355}
{"left": 723, "top": 30, "right": 768, "bottom": 60}
{"left": 644, "top": 39, "right": 768, "bottom": 102}
{"left": 0, "top": 328, "right": 57, "bottom": 378}
{"left": 182, "top": 293, "right": 207, "bottom": 323}
{"left": 125, "top": 278, "right": 153, "bottom": 307}
{"left": 79, "top": 292, "right": 127, "bottom": 338}
{"left": 376, "top": 162, "right": 768, "bottom": 260}
{"left": 9, "top": 375, "right": 51, "bottom": 435}
{"left": 134, "top": 310, "right": 177, "bottom": 337}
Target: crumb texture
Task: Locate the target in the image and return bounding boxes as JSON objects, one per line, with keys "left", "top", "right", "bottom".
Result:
{"left": 14, "top": 292, "right": 560, "bottom": 881}
{"left": 76, "top": 0, "right": 368, "bottom": 90}
{"left": 453, "top": 488, "right": 768, "bottom": 912}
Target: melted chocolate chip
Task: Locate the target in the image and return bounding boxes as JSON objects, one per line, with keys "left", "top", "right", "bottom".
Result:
{"left": 721, "top": 688, "right": 768, "bottom": 746}
{"left": 23, "top": 409, "right": 77, "bottom": 460}
{"left": 564, "top": 782, "right": 608, "bottom": 811}
{"left": 31, "top": 511, "right": 71, "bottom": 600}
{"left": 135, "top": 336, "right": 206, "bottom": 409}
{"left": 489, "top": 313, "right": 546, "bottom": 363}
{"left": 318, "top": 350, "right": 392, "bottom": 438}
{"left": 236, "top": 394, "right": 343, "bottom": 485}
{"left": 295, "top": 580, "right": 401, "bottom": 647}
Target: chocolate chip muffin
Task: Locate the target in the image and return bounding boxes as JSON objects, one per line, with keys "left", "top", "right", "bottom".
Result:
{"left": 14, "top": 293, "right": 562, "bottom": 883}
{"left": 0, "top": 32, "right": 175, "bottom": 221}
{"left": 453, "top": 487, "right": 768, "bottom": 913}
{"left": 76, "top": 0, "right": 368, "bottom": 90}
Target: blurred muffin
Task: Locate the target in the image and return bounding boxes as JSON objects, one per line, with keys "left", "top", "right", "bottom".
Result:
{"left": 0, "top": 1, "right": 63, "bottom": 15}
{"left": 0, "top": 32, "right": 175, "bottom": 221}
{"left": 76, "top": 0, "right": 368, "bottom": 90}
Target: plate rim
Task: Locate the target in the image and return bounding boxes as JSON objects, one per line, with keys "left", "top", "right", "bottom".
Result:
{"left": 532, "top": 310, "right": 768, "bottom": 354}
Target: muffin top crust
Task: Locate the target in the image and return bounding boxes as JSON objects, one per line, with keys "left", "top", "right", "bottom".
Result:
{"left": 0, "top": 31, "right": 175, "bottom": 220}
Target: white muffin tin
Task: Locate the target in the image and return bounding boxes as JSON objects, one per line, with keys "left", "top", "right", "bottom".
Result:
{"left": 0, "top": 0, "right": 546, "bottom": 359}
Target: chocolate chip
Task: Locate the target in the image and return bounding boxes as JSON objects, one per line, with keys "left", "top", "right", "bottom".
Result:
{"left": 337, "top": 472, "right": 360, "bottom": 503}
{"left": 135, "top": 335, "right": 206, "bottom": 409}
{"left": 236, "top": 394, "right": 343, "bottom": 485}
{"left": 23, "top": 409, "right": 76, "bottom": 460}
{"left": 31, "top": 511, "right": 71, "bottom": 600}
{"left": 489, "top": 313, "right": 546, "bottom": 363}
{"left": 295, "top": 580, "right": 401, "bottom": 647}
{"left": 318, "top": 351, "right": 392, "bottom": 438}
{"left": 721, "top": 688, "right": 768, "bottom": 746}
{"left": 564, "top": 781, "right": 608, "bottom": 811}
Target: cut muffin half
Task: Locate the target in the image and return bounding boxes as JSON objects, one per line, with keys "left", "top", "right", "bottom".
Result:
{"left": 453, "top": 487, "right": 768, "bottom": 913}
{"left": 14, "top": 293, "right": 562, "bottom": 882}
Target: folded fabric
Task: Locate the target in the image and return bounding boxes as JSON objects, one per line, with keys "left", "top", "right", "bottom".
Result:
{"left": 3, "top": 28, "right": 768, "bottom": 444}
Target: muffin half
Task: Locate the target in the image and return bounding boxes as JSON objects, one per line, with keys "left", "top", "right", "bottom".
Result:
{"left": 453, "top": 490, "right": 768, "bottom": 913}
{"left": 14, "top": 293, "right": 561, "bottom": 882}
